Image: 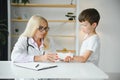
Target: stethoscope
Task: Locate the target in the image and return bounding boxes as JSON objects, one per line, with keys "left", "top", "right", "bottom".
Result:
{"left": 27, "top": 37, "right": 34, "bottom": 54}
{"left": 26, "top": 37, "right": 45, "bottom": 55}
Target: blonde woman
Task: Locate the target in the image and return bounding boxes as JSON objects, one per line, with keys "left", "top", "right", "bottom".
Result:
{"left": 11, "top": 15, "right": 58, "bottom": 62}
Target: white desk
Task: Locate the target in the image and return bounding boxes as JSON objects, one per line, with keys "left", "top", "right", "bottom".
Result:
{"left": 0, "top": 61, "right": 108, "bottom": 79}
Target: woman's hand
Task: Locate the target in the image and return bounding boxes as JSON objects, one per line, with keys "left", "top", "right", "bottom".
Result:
{"left": 34, "top": 53, "right": 58, "bottom": 62}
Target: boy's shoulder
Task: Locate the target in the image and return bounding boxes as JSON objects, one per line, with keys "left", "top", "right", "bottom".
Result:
{"left": 90, "top": 34, "right": 100, "bottom": 39}
{"left": 86, "top": 34, "right": 100, "bottom": 42}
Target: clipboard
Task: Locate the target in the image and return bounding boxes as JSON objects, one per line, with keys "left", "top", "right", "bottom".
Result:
{"left": 14, "top": 62, "right": 58, "bottom": 71}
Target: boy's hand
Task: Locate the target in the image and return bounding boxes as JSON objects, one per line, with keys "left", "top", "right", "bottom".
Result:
{"left": 47, "top": 53, "right": 58, "bottom": 62}
{"left": 64, "top": 56, "right": 73, "bottom": 62}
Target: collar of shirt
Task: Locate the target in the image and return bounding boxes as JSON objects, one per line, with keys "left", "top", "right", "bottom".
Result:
{"left": 28, "top": 37, "right": 44, "bottom": 50}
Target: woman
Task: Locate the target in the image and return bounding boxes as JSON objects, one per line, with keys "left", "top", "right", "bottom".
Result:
{"left": 11, "top": 15, "right": 58, "bottom": 63}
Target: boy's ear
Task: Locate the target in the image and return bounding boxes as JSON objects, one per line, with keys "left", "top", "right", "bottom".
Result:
{"left": 92, "top": 22, "right": 97, "bottom": 28}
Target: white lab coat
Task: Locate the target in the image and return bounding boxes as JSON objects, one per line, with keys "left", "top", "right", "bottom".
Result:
{"left": 11, "top": 36, "right": 45, "bottom": 62}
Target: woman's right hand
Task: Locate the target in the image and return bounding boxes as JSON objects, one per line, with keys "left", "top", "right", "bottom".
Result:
{"left": 34, "top": 53, "right": 58, "bottom": 62}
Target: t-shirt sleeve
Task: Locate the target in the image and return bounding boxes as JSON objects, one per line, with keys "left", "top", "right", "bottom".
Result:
{"left": 86, "top": 38, "right": 99, "bottom": 53}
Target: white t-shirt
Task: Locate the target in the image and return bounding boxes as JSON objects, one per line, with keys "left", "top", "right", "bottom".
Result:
{"left": 80, "top": 34, "right": 100, "bottom": 66}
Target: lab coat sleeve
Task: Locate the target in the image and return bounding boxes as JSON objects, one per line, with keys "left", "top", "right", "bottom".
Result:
{"left": 11, "top": 36, "right": 34, "bottom": 62}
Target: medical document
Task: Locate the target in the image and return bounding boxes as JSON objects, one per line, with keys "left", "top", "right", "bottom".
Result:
{"left": 14, "top": 62, "right": 57, "bottom": 71}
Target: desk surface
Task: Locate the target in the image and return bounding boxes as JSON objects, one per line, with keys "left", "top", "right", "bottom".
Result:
{"left": 0, "top": 61, "right": 108, "bottom": 79}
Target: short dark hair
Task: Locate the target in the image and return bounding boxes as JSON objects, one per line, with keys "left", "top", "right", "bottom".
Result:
{"left": 78, "top": 8, "right": 100, "bottom": 25}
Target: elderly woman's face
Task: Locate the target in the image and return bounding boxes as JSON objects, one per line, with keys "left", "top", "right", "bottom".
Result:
{"left": 35, "top": 20, "right": 49, "bottom": 39}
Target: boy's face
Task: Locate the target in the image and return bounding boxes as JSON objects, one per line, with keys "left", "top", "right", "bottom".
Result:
{"left": 80, "top": 21, "right": 96, "bottom": 34}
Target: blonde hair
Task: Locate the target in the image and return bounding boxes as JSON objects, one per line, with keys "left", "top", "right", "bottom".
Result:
{"left": 21, "top": 15, "right": 48, "bottom": 37}
{"left": 20, "top": 15, "right": 49, "bottom": 49}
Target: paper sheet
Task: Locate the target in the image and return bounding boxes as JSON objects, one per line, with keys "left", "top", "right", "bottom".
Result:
{"left": 14, "top": 62, "right": 57, "bottom": 71}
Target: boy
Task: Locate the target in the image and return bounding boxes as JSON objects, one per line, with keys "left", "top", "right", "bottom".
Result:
{"left": 64, "top": 8, "right": 100, "bottom": 66}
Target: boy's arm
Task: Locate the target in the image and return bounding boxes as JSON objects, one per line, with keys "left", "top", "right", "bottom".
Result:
{"left": 73, "top": 50, "right": 92, "bottom": 62}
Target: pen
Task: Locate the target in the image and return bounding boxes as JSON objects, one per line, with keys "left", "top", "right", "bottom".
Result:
{"left": 43, "top": 51, "right": 45, "bottom": 55}
{"left": 38, "top": 65, "right": 58, "bottom": 71}
{"left": 35, "top": 64, "right": 39, "bottom": 68}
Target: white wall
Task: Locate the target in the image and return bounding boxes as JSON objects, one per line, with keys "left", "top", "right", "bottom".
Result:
{"left": 79, "top": 0, "right": 120, "bottom": 73}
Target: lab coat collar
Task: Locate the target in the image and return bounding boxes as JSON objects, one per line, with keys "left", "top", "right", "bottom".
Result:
{"left": 29, "top": 38, "right": 44, "bottom": 49}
